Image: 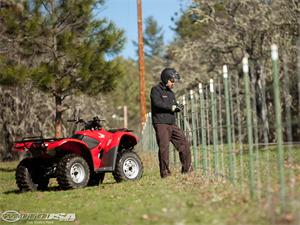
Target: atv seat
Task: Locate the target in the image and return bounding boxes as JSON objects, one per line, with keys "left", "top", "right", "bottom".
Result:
{"left": 108, "top": 128, "right": 133, "bottom": 133}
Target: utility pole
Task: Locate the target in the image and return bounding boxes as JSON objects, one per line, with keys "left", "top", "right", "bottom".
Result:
{"left": 137, "top": 0, "right": 147, "bottom": 129}
{"left": 123, "top": 105, "right": 128, "bottom": 128}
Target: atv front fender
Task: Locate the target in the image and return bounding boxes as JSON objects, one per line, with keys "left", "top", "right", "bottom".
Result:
{"left": 110, "top": 132, "right": 138, "bottom": 150}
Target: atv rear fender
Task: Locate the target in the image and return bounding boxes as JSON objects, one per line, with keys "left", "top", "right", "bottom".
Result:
{"left": 50, "top": 139, "right": 94, "bottom": 171}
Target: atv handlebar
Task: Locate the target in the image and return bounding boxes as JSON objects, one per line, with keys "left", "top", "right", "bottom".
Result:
{"left": 67, "top": 116, "right": 104, "bottom": 130}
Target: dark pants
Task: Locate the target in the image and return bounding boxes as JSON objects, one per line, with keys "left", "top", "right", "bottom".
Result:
{"left": 154, "top": 124, "right": 192, "bottom": 178}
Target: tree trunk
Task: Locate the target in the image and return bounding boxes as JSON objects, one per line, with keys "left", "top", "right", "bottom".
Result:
{"left": 55, "top": 95, "right": 62, "bottom": 138}
{"left": 253, "top": 60, "right": 269, "bottom": 143}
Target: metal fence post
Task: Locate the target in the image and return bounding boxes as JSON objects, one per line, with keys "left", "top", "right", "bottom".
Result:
{"left": 190, "top": 90, "right": 198, "bottom": 170}
{"left": 271, "top": 44, "right": 286, "bottom": 210}
{"left": 205, "top": 87, "right": 211, "bottom": 175}
{"left": 250, "top": 67, "right": 262, "bottom": 199}
{"left": 235, "top": 76, "right": 245, "bottom": 191}
{"left": 199, "top": 83, "right": 207, "bottom": 175}
{"left": 223, "top": 65, "right": 235, "bottom": 183}
{"left": 243, "top": 56, "right": 255, "bottom": 198}
{"left": 218, "top": 79, "right": 225, "bottom": 176}
{"left": 228, "top": 73, "right": 236, "bottom": 157}
{"left": 183, "top": 95, "right": 188, "bottom": 138}
{"left": 210, "top": 79, "right": 219, "bottom": 175}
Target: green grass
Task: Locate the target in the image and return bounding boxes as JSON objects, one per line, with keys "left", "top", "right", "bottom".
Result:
{"left": 0, "top": 152, "right": 299, "bottom": 225}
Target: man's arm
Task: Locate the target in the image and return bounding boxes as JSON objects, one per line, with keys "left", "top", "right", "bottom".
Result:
{"left": 150, "top": 87, "right": 172, "bottom": 112}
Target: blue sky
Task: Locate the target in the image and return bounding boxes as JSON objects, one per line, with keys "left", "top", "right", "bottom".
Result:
{"left": 101, "top": 0, "right": 191, "bottom": 59}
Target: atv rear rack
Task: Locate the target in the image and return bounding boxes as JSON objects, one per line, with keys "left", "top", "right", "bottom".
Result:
{"left": 15, "top": 136, "right": 64, "bottom": 143}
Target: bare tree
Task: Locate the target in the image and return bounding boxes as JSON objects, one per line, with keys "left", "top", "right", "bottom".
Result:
{"left": 167, "top": 0, "right": 300, "bottom": 140}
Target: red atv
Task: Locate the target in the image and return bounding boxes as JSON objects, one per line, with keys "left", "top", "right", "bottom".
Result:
{"left": 14, "top": 117, "right": 143, "bottom": 191}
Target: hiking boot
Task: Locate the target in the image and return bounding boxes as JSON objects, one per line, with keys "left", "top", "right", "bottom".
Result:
{"left": 181, "top": 165, "right": 194, "bottom": 174}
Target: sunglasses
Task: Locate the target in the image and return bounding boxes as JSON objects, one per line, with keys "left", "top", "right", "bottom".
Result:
{"left": 169, "top": 79, "right": 175, "bottom": 83}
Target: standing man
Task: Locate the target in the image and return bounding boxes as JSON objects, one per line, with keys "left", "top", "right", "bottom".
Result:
{"left": 150, "top": 68, "right": 193, "bottom": 178}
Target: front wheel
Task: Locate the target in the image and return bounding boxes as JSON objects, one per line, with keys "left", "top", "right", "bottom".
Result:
{"left": 113, "top": 150, "right": 143, "bottom": 183}
{"left": 56, "top": 154, "right": 90, "bottom": 190}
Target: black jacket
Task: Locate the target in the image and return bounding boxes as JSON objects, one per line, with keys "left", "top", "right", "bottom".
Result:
{"left": 150, "top": 82, "right": 177, "bottom": 125}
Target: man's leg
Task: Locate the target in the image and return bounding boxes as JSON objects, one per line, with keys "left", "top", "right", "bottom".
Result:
{"left": 170, "top": 125, "right": 193, "bottom": 173}
{"left": 154, "top": 124, "right": 172, "bottom": 178}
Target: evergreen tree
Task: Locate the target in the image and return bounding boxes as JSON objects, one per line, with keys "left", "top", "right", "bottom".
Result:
{"left": 143, "top": 16, "right": 164, "bottom": 58}
{"left": 0, "top": 0, "right": 126, "bottom": 137}
{"left": 133, "top": 16, "right": 165, "bottom": 58}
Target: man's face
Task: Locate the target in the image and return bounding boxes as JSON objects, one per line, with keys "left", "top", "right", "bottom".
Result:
{"left": 166, "top": 79, "right": 175, "bottom": 89}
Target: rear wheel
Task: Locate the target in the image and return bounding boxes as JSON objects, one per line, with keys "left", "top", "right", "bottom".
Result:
{"left": 113, "top": 150, "right": 143, "bottom": 183}
{"left": 56, "top": 154, "right": 90, "bottom": 190}
{"left": 16, "top": 158, "right": 49, "bottom": 192}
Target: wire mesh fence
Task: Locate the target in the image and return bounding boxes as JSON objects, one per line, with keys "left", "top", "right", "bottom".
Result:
{"left": 141, "top": 44, "right": 300, "bottom": 213}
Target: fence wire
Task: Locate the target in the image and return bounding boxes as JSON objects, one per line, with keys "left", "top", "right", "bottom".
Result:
{"left": 141, "top": 45, "right": 300, "bottom": 214}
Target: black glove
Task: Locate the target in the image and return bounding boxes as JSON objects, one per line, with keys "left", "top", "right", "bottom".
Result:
{"left": 171, "top": 103, "right": 184, "bottom": 112}
{"left": 177, "top": 103, "right": 184, "bottom": 111}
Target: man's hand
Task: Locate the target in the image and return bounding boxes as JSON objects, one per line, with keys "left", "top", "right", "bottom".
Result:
{"left": 177, "top": 103, "right": 184, "bottom": 111}
{"left": 171, "top": 103, "right": 184, "bottom": 112}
